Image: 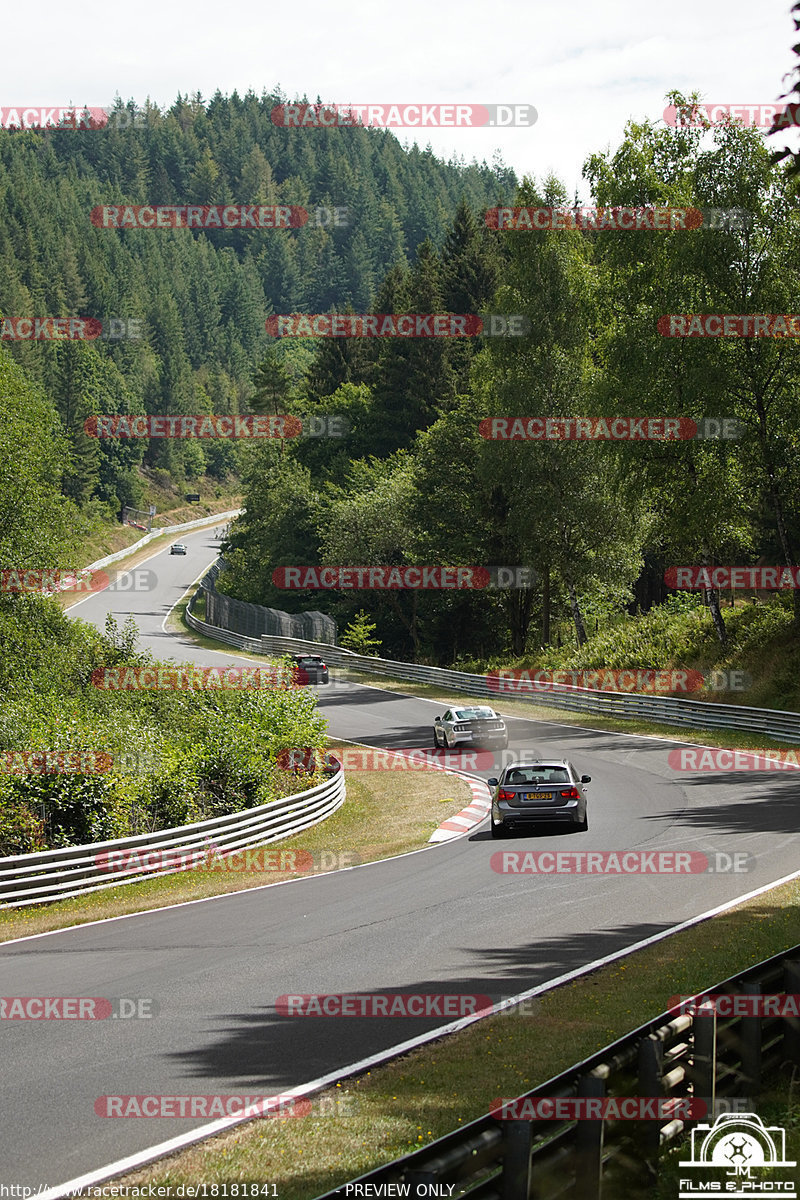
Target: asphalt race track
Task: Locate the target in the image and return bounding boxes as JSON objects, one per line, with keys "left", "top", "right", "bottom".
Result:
{"left": 3, "top": 526, "right": 800, "bottom": 1190}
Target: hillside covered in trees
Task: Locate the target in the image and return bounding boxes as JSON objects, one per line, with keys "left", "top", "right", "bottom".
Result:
{"left": 0, "top": 90, "right": 515, "bottom": 522}
{"left": 218, "top": 94, "right": 800, "bottom": 664}
{"left": 3, "top": 87, "right": 800, "bottom": 670}
{"left": 3, "top": 82, "right": 800, "bottom": 847}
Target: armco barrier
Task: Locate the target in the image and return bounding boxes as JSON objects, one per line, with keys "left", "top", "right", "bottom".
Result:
{"left": 317, "top": 945, "right": 800, "bottom": 1200}
{"left": 0, "top": 764, "right": 345, "bottom": 909}
{"left": 253, "top": 633, "right": 800, "bottom": 744}
{"left": 189, "top": 566, "right": 800, "bottom": 743}
{"left": 61, "top": 508, "right": 242, "bottom": 584}
{"left": 186, "top": 561, "right": 800, "bottom": 740}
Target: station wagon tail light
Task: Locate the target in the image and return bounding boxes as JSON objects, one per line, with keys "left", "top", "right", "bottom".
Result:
{"left": 498, "top": 788, "right": 515, "bottom": 801}
{"left": 560, "top": 787, "right": 581, "bottom": 799}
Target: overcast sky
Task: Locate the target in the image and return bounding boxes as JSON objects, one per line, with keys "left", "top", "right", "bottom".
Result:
{"left": 3, "top": 0, "right": 798, "bottom": 194}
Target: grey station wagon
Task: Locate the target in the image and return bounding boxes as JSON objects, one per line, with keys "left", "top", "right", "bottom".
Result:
{"left": 488, "top": 759, "right": 590, "bottom": 837}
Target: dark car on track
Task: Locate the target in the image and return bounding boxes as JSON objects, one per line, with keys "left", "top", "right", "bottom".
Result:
{"left": 488, "top": 759, "right": 590, "bottom": 837}
{"left": 290, "top": 654, "right": 329, "bottom": 685}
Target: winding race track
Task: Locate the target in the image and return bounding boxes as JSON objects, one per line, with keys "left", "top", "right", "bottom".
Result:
{"left": 3, "top": 527, "right": 799, "bottom": 1191}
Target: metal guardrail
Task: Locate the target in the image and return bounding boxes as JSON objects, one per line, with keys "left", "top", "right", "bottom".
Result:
{"left": 189, "top": 559, "right": 337, "bottom": 643}
{"left": 66, "top": 509, "right": 242, "bottom": 579}
{"left": 255, "top": 633, "right": 800, "bottom": 744}
{"left": 189, "top": 560, "right": 800, "bottom": 745}
{"left": 185, "top": 606, "right": 266, "bottom": 654}
{"left": 316, "top": 945, "right": 800, "bottom": 1200}
{"left": 0, "top": 764, "right": 345, "bottom": 909}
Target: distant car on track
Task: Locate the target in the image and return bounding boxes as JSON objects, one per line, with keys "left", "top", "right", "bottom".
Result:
{"left": 433, "top": 705, "right": 508, "bottom": 750}
{"left": 290, "top": 654, "right": 329, "bottom": 685}
{"left": 169, "top": 543, "right": 188, "bottom": 555}
{"left": 487, "top": 759, "right": 590, "bottom": 837}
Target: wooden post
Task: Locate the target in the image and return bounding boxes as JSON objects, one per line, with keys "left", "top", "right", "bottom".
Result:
{"left": 574, "top": 1074, "right": 605, "bottom": 1199}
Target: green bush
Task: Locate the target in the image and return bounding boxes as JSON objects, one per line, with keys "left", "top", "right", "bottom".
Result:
{"left": 0, "top": 599, "right": 328, "bottom": 854}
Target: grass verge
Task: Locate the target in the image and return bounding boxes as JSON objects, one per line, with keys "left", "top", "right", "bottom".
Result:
{"left": 53, "top": 509, "right": 240, "bottom": 614}
{"left": 0, "top": 742, "right": 473, "bottom": 944}
{"left": 71, "top": 495, "right": 241, "bottom": 574}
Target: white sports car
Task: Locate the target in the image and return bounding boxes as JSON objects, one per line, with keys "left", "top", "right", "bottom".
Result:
{"left": 433, "top": 705, "right": 508, "bottom": 750}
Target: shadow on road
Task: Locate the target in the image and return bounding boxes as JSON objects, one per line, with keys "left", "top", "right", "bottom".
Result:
{"left": 164, "top": 920, "right": 683, "bottom": 1087}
